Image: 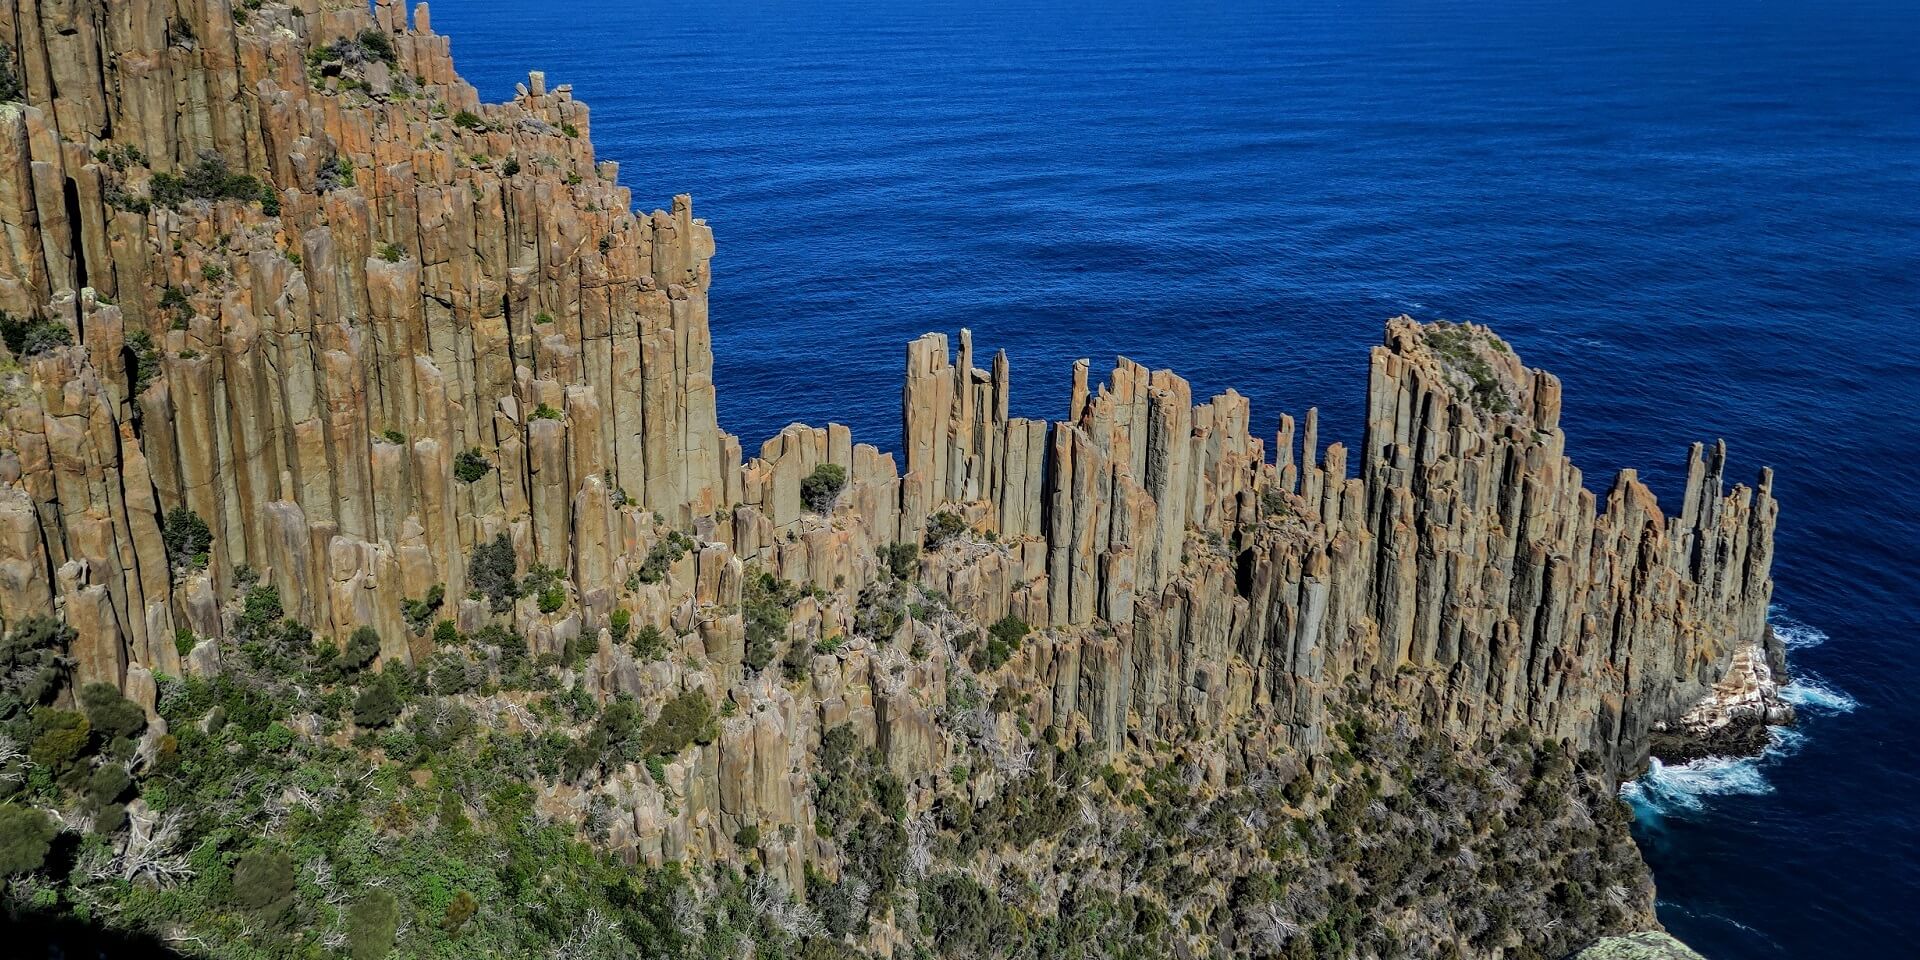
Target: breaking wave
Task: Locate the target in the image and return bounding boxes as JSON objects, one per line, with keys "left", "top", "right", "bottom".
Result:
{"left": 1780, "top": 673, "right": 1858, "bottom": 713}
{"left": 1771, "top": 609, "right": 1828, "bottom": 650}
{"left": 1622, "top": 727, "right": 1805, "bottom": 818}
{"left": 1626, "top": 610, "right": 1857, "bottom": 820}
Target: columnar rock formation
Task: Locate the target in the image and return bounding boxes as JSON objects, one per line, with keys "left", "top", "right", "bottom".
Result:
{"left": 0, "top": 0, "right": 1776, "bottom": 886}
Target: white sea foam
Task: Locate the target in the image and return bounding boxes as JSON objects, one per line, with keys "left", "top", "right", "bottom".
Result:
{"left": 1780, "top": 673, "right": 1858, "bottom": 713}
{"left": 1623, "top": 724, "right": 1806, "bottom": 818}
{"left": 1624, "top": 611, "right": 1853, "bottom": 819}
{"left": 1769, "top": 608, "right": 1828, "bottom": 650}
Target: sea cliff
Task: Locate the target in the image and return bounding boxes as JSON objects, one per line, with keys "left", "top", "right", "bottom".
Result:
{"left": 0, "top": 2, "right": 1779, "bottom": 957}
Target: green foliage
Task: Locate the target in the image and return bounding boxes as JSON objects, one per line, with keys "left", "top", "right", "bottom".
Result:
{"left": 348, "top": 889, "right": 399, "bottom": 960}
{"left": 0, "top": 313, "right": 72, "bottom": 357}
{"left": 537, "top": 583, "right": 566, "bottom": 614}
{"left": 878, "top": 542, "right": 919, "bottom": 581}
{"left": 608, "top": 608, "right": 632, "bottom": 645}
{"left": 79, "top": 681, "right": 146, "bottom": 743}
{"left": 470, "top": 533, "right": 521, "bottom": 612}
{"left": 641, "top": 688, "right": 716, "bottom": 758}
{"left": 531, "top": 402, "right": 562, "bottom": 420}
{"left": 0, "top": 615, "right": 73, "bottom": 721}
{"left": 402, "top": 584, "right": 445, "bottom": 634}
{"left": 377, "top": 241, "right": 406, "bottom": 263}
{"left": 971, "top": 614, "right": 1031, "bottom": 671}
{"left": 561, "top": 123, "right": 580, "bottom": 138}
{"left": 502, "top": 157, "right": 521, "bottom": 177}
{"left": 231, "top": 845, "right": 296, "bottom": 919}
{"left": 161, "top": 506, "right": 212, "bottom": 573}
{"left": 801, "top": 462, "right": 847, "bottom": 513}
{"left": 148, "top": 152, "right": 273, "bottom": 211}
{"left": 1425, "top": 323, "right": 1515, "bottom": 414}
{"left": 742, "top": 572, "right": 799, "bottom": 673}
{"left": 441, "top": 888, "right": 478, "bottom": 936}
{"left": 0, "top": 43, "right": 21, "bottom": 103}
{"left": 630, "top": 623, "right": 666, "bottom": 659}
{"left": 355, "top": 28, "right": 397, "bottom": 65}
{"left": 634, "top": 530, "right": 691, "bottom": 585}
{"left": 0, "top": 804, "right": 54, "bottom": 876}
{"left": 124, "top": 329, "right": 161, "bottom": 394}
{"left": 924, "top": 510, "right": 967, "bottom": 549}
{"left": 341, "top": 625, "right": 383, "bottom": 676}
{"left": 353, "top": 675, "right": 403, "bottom": 728}
{"left": 453, "top": 448, "right": 492, "bottom": 483}
{"left": 29, "top": 710, "right": 89, "bottom": 779}
{"left": 452, "top": 110, "right": 485, "bottom": 130}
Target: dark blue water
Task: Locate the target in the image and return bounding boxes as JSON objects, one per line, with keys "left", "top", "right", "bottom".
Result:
{"left": 428, "top": 1, "right": 1920, "bottom": 955}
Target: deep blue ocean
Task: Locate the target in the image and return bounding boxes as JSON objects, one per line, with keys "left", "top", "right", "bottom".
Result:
{"left": 429, "top": 1, "right": 1920, "bottom": 955}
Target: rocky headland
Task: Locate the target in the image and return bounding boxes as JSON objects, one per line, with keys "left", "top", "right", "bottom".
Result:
{"left": 0, "top": 2, "right": 1782, "bottom": 958}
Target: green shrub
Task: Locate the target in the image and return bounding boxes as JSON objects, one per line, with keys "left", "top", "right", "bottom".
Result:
{"left": 441, "top": 889, "right": 478, "bottom": 936}
{"left": 924, "top": 510, "right": 967, "bottom": 549}
{"left": 470, "top": 533, "right": 520, "bottom": 612}
{"left": 634, "top": 531, "right": 691, "bottom": 585}
{"left": 347, "top": 889, "right": 399, "bottom": 960}
{"left": 0, "top": 805, "right": 55, "bottom": 876}
{"left": 125, "top": 330, "right": 161, "bottom": 394}
{"left": 631, "top": 623, "right": 666, "bottom": 659}
{"left": 609, "top": 608, "right": 632, "bottom": 645}
{"left": 452, "top": 110, "right": 484, "bottom": 130}
{"left": 453, "top": 448, "right": 492, "bottom": 483}
{"left": 1, "top": 616, "right": 73, "bottom": 720}
{"left": 28, "top": 710, "right": 89, "bottom": 779}
{"left": 0, "top": 313, "right": 73, "bottom": 357}
{"left": 401, "top": 585, "right": 444, "bottom": 634}
{"left": 353, "top": 676, "right": 402, "bottom": 728}
{"left": 377, "top": 242, "right": 405, "bottom": 263}
{"left": 355, "top": 28, "right": 396, "bottom": 64}
{"left": 879, "top": 542, "right": 919, "bottom": 580}
{"left": 0, "top": 44, "right": 21, "bottom": 103}
{"left": 340, "top": 625, "right": 382, "bottom": 676}
{"left": 537, "top": 584, "right": 565, "bottom": 614}
{"left": 147, "top": 153, "right": 270, "bottom": 210}
{"left": 230, "top": 846, "right": 295, "bottom": 919}
{"left": 801, "top": 463, "right": 847, "bottom": 513}
{"left": 531, "top": 402, "right": 562, "bottom": 420}
{"left": 161, "top": 506, "right": 212, "bottom": 573}
{"left": 80, "top": 681, "right": 146, "bottom": 742}
{"left": 641, "top": 688, "right": 716, "bottom": 758}
{"left": 742, "top": 572, "right": 797, "bottom": 674}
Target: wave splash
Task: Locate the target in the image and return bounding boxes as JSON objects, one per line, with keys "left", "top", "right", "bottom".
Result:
{"left": 1780, "top": 673, "right": 1858, "bottom": 713}
{"left": 1624, "top": 613, "right": 1854, "bottom": 819}
{"left": 1622, "top": 727, "right": 1801, "bottom": 817}
{"left": 1770, "top": 608, "right": 1828, "bottom": 650}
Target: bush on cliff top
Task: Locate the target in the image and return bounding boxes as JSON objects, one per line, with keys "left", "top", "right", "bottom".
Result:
{"left": 802, "top": 463, "right": 848, "bottom": 513}
{"left": 148, "top": 152, "right": 276, "bottom": 213}
{"left": 0, "top": 312, "right": 73, "bottom": 358}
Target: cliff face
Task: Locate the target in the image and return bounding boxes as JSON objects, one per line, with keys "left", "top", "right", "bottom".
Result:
{"left": 0, "top": 1, "right": 1777, "bottom": 955}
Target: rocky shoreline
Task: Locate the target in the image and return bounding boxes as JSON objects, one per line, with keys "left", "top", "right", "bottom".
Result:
{"left": 1646, "top": 632, "right": 1797, "bottom": 767}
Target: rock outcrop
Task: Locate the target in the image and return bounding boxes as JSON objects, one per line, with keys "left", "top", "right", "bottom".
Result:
{"left": 0, "top": 0, "right": 1778, "bottom": 943}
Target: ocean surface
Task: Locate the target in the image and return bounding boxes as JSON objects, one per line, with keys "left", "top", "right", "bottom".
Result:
{"left": 427, "top": 1, "right": 1920, "bottom": 955}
